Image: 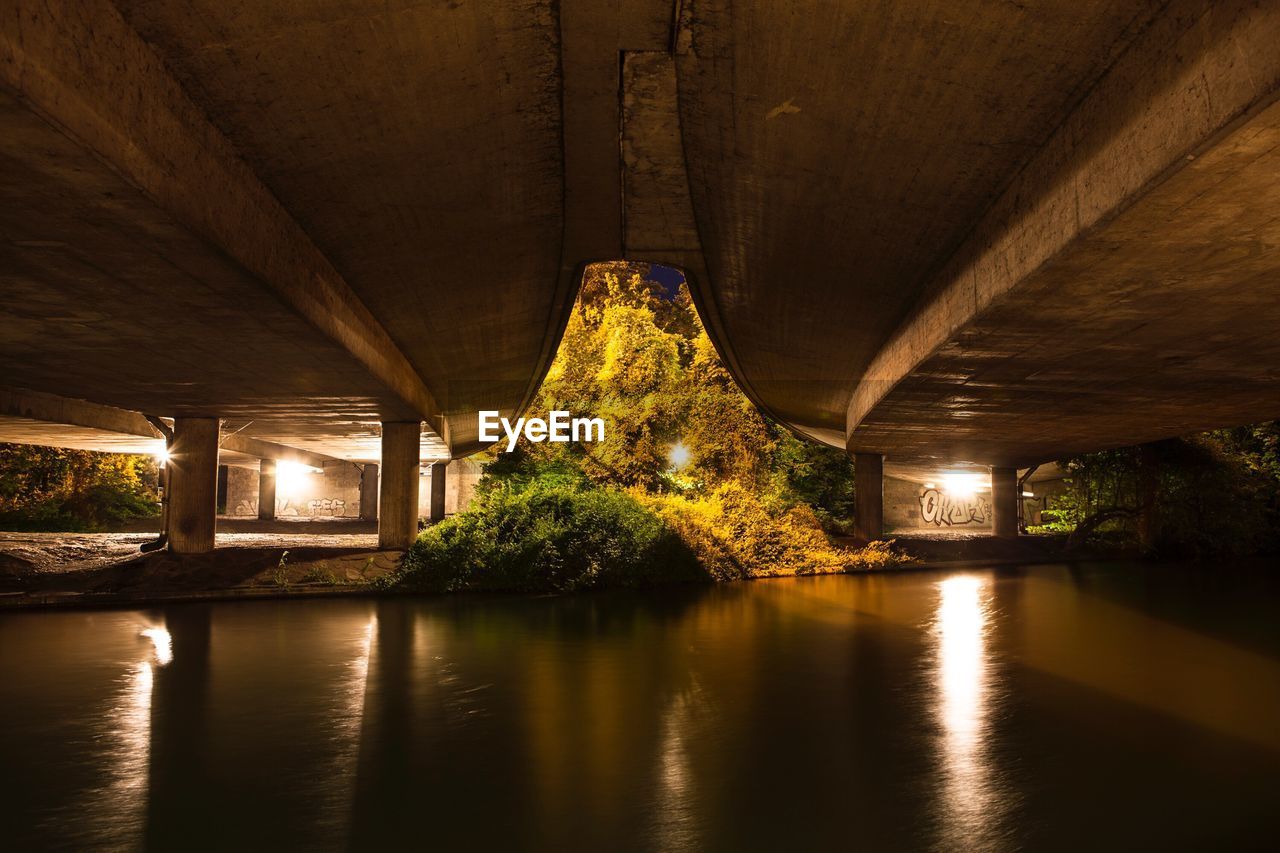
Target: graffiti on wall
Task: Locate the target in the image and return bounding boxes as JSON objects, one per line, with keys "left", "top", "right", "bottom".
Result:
{"left": 919, "top": 488, "right": 991, "bottom": 527}
{"left": 232, "top": 498, "right": 358, "bottom": 518}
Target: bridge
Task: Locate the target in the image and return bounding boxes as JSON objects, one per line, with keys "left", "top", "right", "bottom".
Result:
{"left": 3, "top": 1, "right": 1279, "bottom": 550}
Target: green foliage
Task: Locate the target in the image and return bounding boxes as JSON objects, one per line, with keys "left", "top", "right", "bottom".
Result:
{"left": 0, "top": 444, "right": 159, "bottom": 531}
{"left": 300, "top": 564, "right": 339, "bottom": 586}
{"left": 396, "top": 484, "right": 703, "bottom": 593}
{"left": 390, "top": 262, "right": 897, "bottom": 594}
{"left": 640, "top": 483, "right": 850, "bottom": 580}
{"left": 1051, "top": 428, "right": 1280, "bottom": 556}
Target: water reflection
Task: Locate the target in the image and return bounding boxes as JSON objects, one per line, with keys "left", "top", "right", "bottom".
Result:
{"left": 932, "top": 574, "right": 1003, "bottom": 849}
{"left": 1, "top": 564, "right": 1278, "bottom": 850}
{"left": 75, "top": 621, "right": 169, "bottom": 847}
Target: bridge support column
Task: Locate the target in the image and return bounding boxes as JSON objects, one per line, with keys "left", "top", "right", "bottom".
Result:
{"left": 854, "top": 453, "right": 884, "bottom": 541}
{"left": 360, "top": 463, "right": 379, "bottom": 521}
{"left": 378, "top": 422, "right": 420, "bottom": 549}
{"left": 991, "top": 466, "right": 1018, "bottom": 538}
{"left": 427, "top": 462, "right": 448, "bottom": 522}
{"left": 167, "top": 418, "right": 220, "bottom": 554}
{"left": 257, "top": 460, "right": 277, "bottom": 521}
{"left": 1137, "top": 443, "right": 1160, "bottom": 553}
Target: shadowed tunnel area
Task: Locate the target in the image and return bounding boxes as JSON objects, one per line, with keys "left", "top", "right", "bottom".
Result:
{"left": 3, "top": 1, "right": 1280, "bottom": 550}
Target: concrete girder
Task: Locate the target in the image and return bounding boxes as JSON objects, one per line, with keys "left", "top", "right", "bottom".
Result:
{"left": 846, "top": 0, "right": 1280, "bottom": 466}
{"left": 1, "top": 0, "right": 443, "bottom": 443}
{"left": 0, "top": 386, "right": 342, "bottom": 469}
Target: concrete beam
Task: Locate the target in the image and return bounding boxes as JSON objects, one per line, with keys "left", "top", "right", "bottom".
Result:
{"left": 847, "top": 0, "right": 1280, "bottom": 462}
{"left": 1, "top": 387, "right": 163, "bottom": 443}
{"left": 378, "top": 422, "right": 421, "bottom": 550}
{"left": 0, "top": 1, "right": 443, "bottom": 438}
{"left": 2, "top": 387, "right": 346, "bottom": 470}
{"left": 498, "top": 1, "right": 677, "bottom": 455}
{"left": 167, "top": 418, "right": 219, "bottom": 554}
{"left": 219, "top": 433, "right": 336, "bottom": 471}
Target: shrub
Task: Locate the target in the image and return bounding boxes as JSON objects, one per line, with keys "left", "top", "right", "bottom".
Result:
{"left": 393, "top": 484, "right": 703, "bottom": 593}
{"left": 642, "top": 483, "right": 848, "bottom": 579}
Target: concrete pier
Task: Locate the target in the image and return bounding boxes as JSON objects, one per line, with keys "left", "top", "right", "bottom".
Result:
{"left": 167, "top": 418, "right": 220, "bottom": 554}
{"left": 427, "top": 461, "right": 447, "bottom": 522}
{"left": 991, "top": 466, "right": 1018, "bottom": 538}
{"left": 360, "top": 463, "right": 379, "bottom": 521}
{"left": 257, "top": 459, "right": 276, "bottom": 521}
{"left": 378, "top": 423, "right": 420, "bottom": 550}
{"left": 854, "top": 453, "right": 884, "bottom": 541}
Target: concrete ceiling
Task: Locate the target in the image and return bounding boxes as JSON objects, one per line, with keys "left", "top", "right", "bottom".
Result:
{"left": 3, "top": 0, "right": 1280, "bottom": 468}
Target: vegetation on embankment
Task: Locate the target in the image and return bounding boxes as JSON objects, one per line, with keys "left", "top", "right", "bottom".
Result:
{"left": 388, "top": 482, "right": 909, "bottom": 594}
{"left": 0, "top": 444, "right": 159, "bottom": 532}
{"left": 1037, "top": 424, "right": 1280, "bottom": 557}
{"left": 384, "top": 263, "right": 912, "bottom": 594}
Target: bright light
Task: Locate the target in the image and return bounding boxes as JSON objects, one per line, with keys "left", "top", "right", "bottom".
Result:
{"left": 1021, "top": 491, "right": 1034, "bottom": 498}
{"left": 140, "top": 626, "right": 173, "bottom": 666}
{"left": 924, "top": 482, "right": 936, "bottom": 490}
{"left": 941, "top": 472, "right": 983, "bottom": 499}
{"left": 154, "top": 447, "right": 171, "bottom": 466}
{"left": 276, "top": 459, "right": 320, "bottom": 495}
{"left": 668, "top": 441, "right": 692, "bottom": 471}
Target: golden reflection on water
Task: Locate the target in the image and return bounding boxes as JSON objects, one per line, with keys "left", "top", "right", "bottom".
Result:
{"left": 76, "top": 621, "right": 169, "bottom": 846}
{"left": 651, "top": 682, "right": 706, "bottom": 851}
{"left": 932, "top": 575, "right": 1002, "bottom": 848}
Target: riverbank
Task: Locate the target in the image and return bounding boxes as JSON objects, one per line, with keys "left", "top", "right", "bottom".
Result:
{"left": 0, "top": 527, "right": 1120, "bottom": 609}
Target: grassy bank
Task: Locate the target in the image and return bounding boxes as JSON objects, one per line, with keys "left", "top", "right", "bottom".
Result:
{"left": 382, "top": 483, "right": 912, "bottom": 595}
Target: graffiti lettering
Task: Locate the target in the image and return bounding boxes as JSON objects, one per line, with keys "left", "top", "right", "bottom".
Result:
{"left": 919, "top": 488, "right": 991, "bottom": 526}
{"left": 308, "top": 498, "right": 347, "bottom": 516}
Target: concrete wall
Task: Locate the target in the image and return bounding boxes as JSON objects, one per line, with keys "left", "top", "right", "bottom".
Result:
{"left": 416, "top": 459, "right": 483, "bottom": 519}
{"left": 224, "top": 460, "right": 364, "bottom": 518}
{"left": 224, "top": 457, "right": 482, "bottom": 520}
{"left": 885, "top": 476, "right": 993, "bottom": 533}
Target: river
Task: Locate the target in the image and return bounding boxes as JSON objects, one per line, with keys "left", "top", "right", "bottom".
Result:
{"left": 1, "top": 562, "right": 1277, "bottom": 850}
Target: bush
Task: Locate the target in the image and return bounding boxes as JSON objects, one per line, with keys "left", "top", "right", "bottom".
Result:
{"left": 392, "top": 484, "right": 704, "bottom": 593}
{"left": 642, "top": 482, "right": 848, "bottom": 579}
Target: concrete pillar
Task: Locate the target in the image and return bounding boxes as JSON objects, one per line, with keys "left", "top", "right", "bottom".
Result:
{"left": 991, "top": 466, "right": 1018, "bottom": 538}
{"left": 167, "top": 418, "right": 220, "bottom": 554}
{"left": 378, "top": 422, "right": 421, "bottom": 549}
{"left": 257, "top": 459, "right": 277, "bottom": 521}
{"left": 360, "top": 463, "right": 379, "bottom": 521}
{"left": 428, "top": 461, "right": 448, "bottom": 522}
{"left": 854, "top": 453, "right": 884, "bottom": 541}
{"left": 1137, "top": 443, "right": 1160, "bottom": 553}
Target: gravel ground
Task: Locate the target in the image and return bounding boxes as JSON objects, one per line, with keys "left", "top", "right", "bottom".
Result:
{"left": 0, "top": 530, "right": 379, "bottom": 576}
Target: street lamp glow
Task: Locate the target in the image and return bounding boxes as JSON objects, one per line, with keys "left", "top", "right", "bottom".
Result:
{"left": 941, "top": 472, "right": 983, "bottom": 499}
{"left": 277, "top": 460, "right": 320, "bottom": 495}
{"left": 668, "top": 441, "right": 692, "bottom": 471}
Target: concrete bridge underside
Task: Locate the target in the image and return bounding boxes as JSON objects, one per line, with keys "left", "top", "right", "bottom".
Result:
{"left": 4, "top": 1, "right": 1280, "bottom": 548}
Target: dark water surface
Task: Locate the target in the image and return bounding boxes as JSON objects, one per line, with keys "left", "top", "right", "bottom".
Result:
{"left": 2, "top": 563, "right": 1278, "bottom": 851}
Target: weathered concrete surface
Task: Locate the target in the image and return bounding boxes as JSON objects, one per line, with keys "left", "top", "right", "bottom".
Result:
{"left": 166, "top": 417, "right": 219, "bottom": 554}
{"left": 676, "top": 0, "right": 1170, "bottom": 439}
{"left": 846, "top": 0, "right": 1280, "bottom": 465}
{"left": 377, "top": 422, "right": 421, "bottom": 550}
{"left": 0, "top": 1, "right": 452, "bottom": 460}
{"left": 0, "top": 388, "right": 351, "bottom": 468}
{"left": 853, "top": 453, "right": 884, "bottom": 542}
{"left": 5, "top": 0, "right": 1280, "bottom": 474}
{"left": 0, "top": 531, "right": 397, "bottom": 606}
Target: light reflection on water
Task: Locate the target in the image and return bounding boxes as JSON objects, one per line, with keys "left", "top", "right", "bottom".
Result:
{"left": 1, "top": 563, "right": 1278, "bottom": 851}
{"left": 932, "top": 575, "right": 1004, "bottom": 850}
